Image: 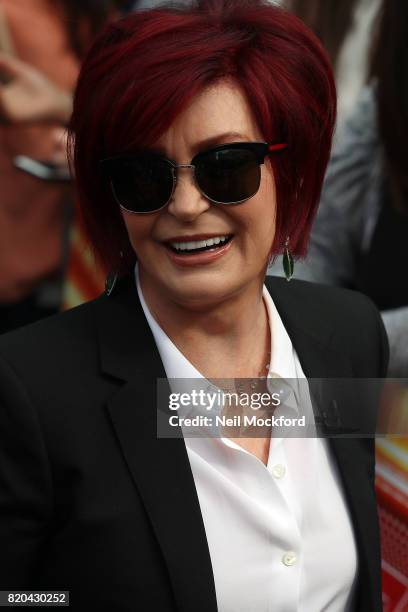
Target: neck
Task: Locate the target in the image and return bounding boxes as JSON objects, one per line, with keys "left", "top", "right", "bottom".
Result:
{"left": 138, "top": 267, "right": 270, "bottom": 380}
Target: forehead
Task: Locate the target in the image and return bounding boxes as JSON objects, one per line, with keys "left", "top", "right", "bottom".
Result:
{"left": 153, "top": 80, "right": 264, "bottom": 157}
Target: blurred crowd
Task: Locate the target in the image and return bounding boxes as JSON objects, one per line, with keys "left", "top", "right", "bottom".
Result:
{"left": 0, "top": 0, "right": 406, "bottom": 379}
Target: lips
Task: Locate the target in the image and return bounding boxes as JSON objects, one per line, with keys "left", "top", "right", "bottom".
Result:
{"left": 162, "top": 233, "right": 234, "bottom": 266}
{"left": 167, "top": 234, "right": 232, "bottom": 254}
{"left": 162, "top": 233, "right": 232, "bottom": 252}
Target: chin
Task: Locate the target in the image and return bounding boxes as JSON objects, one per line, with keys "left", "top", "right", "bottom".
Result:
{"left": 163, "top": 274, "right": 245, "bottom": 309}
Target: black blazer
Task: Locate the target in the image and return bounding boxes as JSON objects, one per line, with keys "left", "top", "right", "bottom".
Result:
{"left": 0, "top": 275, "right": 388, "bottom": 611}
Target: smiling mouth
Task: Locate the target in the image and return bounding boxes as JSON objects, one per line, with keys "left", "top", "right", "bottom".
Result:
{"left": 166, "top": 234, "right": 233, "bottom": 254}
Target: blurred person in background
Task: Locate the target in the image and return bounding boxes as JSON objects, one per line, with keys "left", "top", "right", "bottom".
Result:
{"left": 272, "top": 0, "right": 407, "bottom": 378}
{"left": 285, "top": 0, "right": 381, "bottom": 134}
{"left": 0, "top": 0, "right": 120, "bottom": 334}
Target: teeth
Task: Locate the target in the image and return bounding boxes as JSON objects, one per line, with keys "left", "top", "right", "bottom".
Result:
{"left": 170, "top": 235, "right": 229, "bottom": 251}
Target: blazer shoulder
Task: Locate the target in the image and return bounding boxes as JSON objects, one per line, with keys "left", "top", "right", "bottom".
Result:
{"left": 266, "top": 276, "right": 389, "bottom": 376}
{"left": 0, "top": 294, "right": 105, "bottom": 373}
{"left": 266, "top": 274, "right": 380, "bottom": 319}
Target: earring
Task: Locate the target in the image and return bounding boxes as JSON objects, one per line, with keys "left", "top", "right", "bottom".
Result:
{"left": 105, "top": 251, "right": 123, "bottom": 296}
{"left": 282, "top": 236, "right": 294, "bottom": 281}
{"left": 105, "top": 271, "right": 118, "bottom": 296}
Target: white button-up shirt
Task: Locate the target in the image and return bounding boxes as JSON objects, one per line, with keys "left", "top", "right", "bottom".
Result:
{"left": 136, "top": 268, "right": 358, "bottom": 611}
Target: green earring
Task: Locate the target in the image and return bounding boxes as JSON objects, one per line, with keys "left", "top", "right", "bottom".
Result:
{"left": 105, "top": 271, "right": 118, "bottom": 296}
{"left": 105, "top": 250, "right": 123, "bottom": 296}
{"left": 282, "top": 237, "right": 294, "bottom": 281}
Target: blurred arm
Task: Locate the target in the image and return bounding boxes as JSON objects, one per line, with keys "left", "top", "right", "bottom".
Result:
{"left": 381, "top": 308, "right": 408, "bottom": 377}
{"left": 0, "top": 52, "right": 72, "bottom": 124}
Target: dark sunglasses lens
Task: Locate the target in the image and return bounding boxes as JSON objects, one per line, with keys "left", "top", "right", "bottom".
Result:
{"left": 195, "top": 148, "right": 261, "bottom": 204}
{"left": 107, "top": 157, "right": 173, "bottom": 212}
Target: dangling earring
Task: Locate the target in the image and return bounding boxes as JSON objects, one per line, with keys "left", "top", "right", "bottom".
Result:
{"left": 105, "top": 271, "right": 118, "bottom": 296}
{"left": 105, "top": 251, "right": 123, "bottom": 296}
{"left": 282, "top": 236, "right": 294, "bottom": 281}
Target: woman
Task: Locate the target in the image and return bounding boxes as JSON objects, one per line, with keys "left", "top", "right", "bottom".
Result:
{"left": 0, "top": 1, "right": 387, "bottom": 610}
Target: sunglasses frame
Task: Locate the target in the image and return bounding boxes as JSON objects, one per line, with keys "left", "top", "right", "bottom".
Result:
{"left": 100, "top": 141, "right": 287, "bottom": 214}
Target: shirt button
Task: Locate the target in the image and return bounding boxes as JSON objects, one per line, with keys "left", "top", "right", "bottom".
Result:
{"left": 271, "top": 464, "right": 286, "bottom": 479}
{"left": 282, "top": 551, "right": 297, "bottom": 566}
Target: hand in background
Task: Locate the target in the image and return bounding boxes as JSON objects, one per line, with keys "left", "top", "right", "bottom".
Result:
{"left": 0, "top": 52, "right": 72, "bottom": 125}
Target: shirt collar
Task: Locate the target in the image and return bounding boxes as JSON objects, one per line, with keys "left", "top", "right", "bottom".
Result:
{"left": 135, "top": 264, "right": 301, "bottom": 387}
{"left": 136, "top": 264, "right": 202, "bottom": 380}
{"left": 135, "top": 265, "right": 307, "bottom": 443}
{"left": 262, "top": 284, "right": 298, "bottom": 380}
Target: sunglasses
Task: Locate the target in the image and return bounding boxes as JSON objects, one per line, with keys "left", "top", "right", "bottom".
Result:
{"left": 100, "top": 141, "right": 287, "bottom": 214}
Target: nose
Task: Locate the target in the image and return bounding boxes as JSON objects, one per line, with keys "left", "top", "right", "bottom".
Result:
{"left": 167, "top": 166, "right": 211, "bottom": 222}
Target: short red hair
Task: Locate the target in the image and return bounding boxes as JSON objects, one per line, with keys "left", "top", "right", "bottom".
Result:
{"left": 69, "top": 0, "right": 336, "bottom": 274}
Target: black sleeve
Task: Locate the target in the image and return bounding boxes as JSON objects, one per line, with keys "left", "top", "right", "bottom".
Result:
{"left": 0, "top": 354, "right": 53, "bottom": 588}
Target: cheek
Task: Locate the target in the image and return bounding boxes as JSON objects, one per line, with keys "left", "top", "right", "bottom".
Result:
{"left": 121, "top": 213, "right": 154, "bottom": 252}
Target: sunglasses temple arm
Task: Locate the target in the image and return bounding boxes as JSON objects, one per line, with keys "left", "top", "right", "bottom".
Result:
{"left": 268, "top": 143, "right": 287, "bottom": 152}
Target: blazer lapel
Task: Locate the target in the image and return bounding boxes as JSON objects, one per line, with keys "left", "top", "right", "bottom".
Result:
{"left": 267, "top": 276, "right": 381, "bottom": 611}
{"left": 94, "top": 276, "right": 218, "bottom": 612}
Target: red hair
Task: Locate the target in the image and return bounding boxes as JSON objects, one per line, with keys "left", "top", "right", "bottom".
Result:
{"left": 69, "top": 0, "right": 336, "bottom": 274}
